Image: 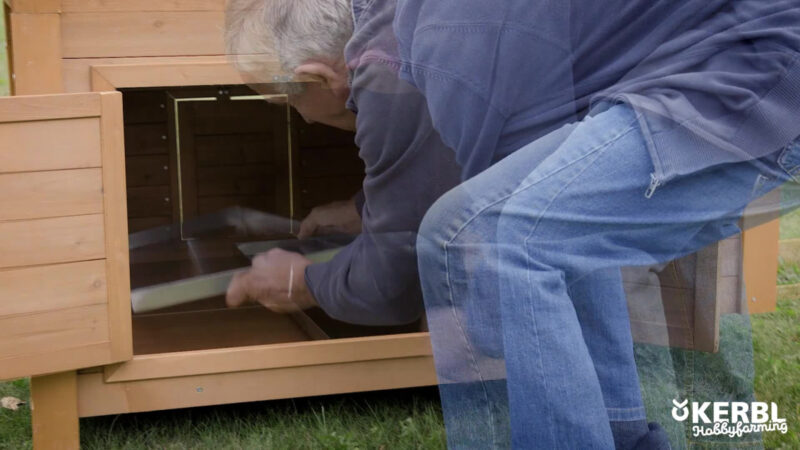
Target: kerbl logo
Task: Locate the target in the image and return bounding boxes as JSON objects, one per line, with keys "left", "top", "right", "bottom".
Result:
{"left": 671, "top": 399, "right": 788, "bottom": 437}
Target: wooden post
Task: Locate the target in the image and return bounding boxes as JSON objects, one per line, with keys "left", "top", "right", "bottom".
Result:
{"left": 742, "top": 219, "right": 780, "bottom": 314}
{"left": 30, "top": 371, "right": 80, "bottom": 450}
{"left": 8, "top": 12, "right": 63, "bottom": 94}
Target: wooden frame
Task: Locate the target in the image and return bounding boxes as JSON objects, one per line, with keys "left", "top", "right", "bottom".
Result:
{"left": 0, "top": 92, "right": 131, "bottom": 383}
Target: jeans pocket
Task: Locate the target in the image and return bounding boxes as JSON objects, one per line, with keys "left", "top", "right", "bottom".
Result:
{"left": 777, "top": 137, "right": 800, "bottom": 183}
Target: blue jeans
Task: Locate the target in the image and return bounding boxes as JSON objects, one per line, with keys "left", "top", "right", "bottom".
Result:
{"left": 417, "top": 103, "right": 799, "bottom": 449}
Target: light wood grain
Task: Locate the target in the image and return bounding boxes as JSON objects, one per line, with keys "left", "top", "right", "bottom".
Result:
{"left": 2, "top": 342, "right": 112, "bottom": 382}
{"left": 0, "top": 260, "right": 107, "bottom": 317}
{"left": 8, "top": 13, "right": 63, "bottom": 94}
{"left": 0, "top": 304, "right": 110, "bottom": 360}
{"left": 7, "top": 0, "right": 61, "bottom": 13}
{"left": 81, "top": 356, "right": 436, "bottom": 417}
{"left": 99, "top": 92, "right": 134, "bottom": 365}
{"left": 62, "top": 12, "right": 225, "bottom": 58}
{"left": 0, "top": 169, "right": 104, "bottom": 221}
{"left": 64, "top": 56, "right": 233, "bottom": 92}
{"left": 31, "top": 372, "right": 81, "bottom": 450}
{"left": 0, "top": 118, "right": 101, "bottom": 173}
{"left": 105, "top": 332, "right": 432, "bottom": 382}
{"left": 743, "top": 219, "right": 780, "bottom": 314}
{"left": 61, "top": 0, "right": 225, "bottom": 12}
{"left": 0, "top": 214, "right": 106, "bottom": 269}
{"left": 0, "top": 93, "right": 101, "bottom": 123}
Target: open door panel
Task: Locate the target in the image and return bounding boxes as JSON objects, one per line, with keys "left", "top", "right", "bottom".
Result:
{"left": 0, "top": 92, "right": 132, "bottom": 380}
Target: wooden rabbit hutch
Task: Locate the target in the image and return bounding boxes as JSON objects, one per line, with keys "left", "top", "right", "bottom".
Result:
{"left": 0, "top": 1, "right": 779, "bottom": 448}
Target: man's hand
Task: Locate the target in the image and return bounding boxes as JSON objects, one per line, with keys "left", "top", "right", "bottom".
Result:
{"left": 226, "top": 248, "right": 317, "bottom": 313}
{"left": 297, "top": 198, "right": 362, "bottom": 239}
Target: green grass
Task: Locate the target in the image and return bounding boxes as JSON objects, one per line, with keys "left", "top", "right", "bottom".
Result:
{"left": 0, "top": 387, "right": 446, "bottom": 449}
{"left": 751, "top": 297, "right": 800, "bottom": 449}
{"left": 777, "top": 260, "right": 800, "bottom": 285}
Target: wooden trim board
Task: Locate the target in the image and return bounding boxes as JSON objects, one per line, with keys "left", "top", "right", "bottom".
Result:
{"left": 104, "top": 332, "right": 433, "bottom": 383}
{"left": 82, "top": 356, "right": 436, "bottom": 417}
{"left": 99, "top": 91, "right": 134, "bottom": 363}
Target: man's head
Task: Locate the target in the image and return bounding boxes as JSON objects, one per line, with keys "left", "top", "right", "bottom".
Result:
{"left": 226, "top": 0, "right": 357, "bottom": 130}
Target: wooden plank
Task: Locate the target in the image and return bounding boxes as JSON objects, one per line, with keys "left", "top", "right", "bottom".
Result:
{"left": 64, "top": 56, "right": 240, "bottom": 92}
{"left": 99, "top": 91, "right": 134, "bottom": 365}
{"left": 128, "top": 216, "right": 171, "bottom": 233}
{"left": 81, "top": 356, "right": 436, "bottom": 417}
{"left": 61, "top": 0, "right": 225, "bottom": 12}
{"left": 31, "top": 372, "right": 81, "bottom": 450}
{"left": 743, "top": 219, "right": 780, "bottom": 314}
{"left": 127, "top": 186, "right": 172, "bottom": 217}
{"left": 0, "top": 118, "right": 101, "bottom": 173}
{"left": 124, "top": 123, "right": 169, "bottom": 155}
{"left": 62, "top": 12, "right": 226, "bottom": 58}
{"left": 7, "top": 0, "right": 61, "bottom": 13}
{"left": 0, "top": 260, "right": 107, "bottom": 317}
{"left": 0, "top": 304, "right": 110, "bottom": 360}
{"left": 122, "top": 90, "right": 167, "bottom": 124}
{"left": 196, "top": 165, "right": 274, "bottom": 196}
{"left": 0, "top": 169, "right": 103, "bottom": 221}
{"left": 125, "top": 155, "right": 171, "bottom": 187}
{"left": 0, "top": 214, "right": 106, "bottom": 269}
{"left": 106, "top": 332, "right": 435, "bottom": 382}
{"left": 196, "top": 133, "right": 273, "bottom": 166}
{"left": 197, "top": 194, "right": 271, "bottom": 214}
{"left": 2, "top": 342, "right": 111, "bottom": 381}
{"left": 693, "top": 244, "right": 721, "bottom": 353}
{"left": 9, "top": 13, "right": 63, "bottom": 94}
{"left": 0, "top": 93, "right": 100, "bottom": 123}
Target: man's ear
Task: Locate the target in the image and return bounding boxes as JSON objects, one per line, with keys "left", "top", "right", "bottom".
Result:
{"left": 295, "top": 61, "right": 349, "bottom": 93}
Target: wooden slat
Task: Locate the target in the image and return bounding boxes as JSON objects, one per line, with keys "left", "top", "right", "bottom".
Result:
{"left": 99, "top": 91, "right": 134, "bottom": 364}
{"left": 125, "top": 155, "right": 170, "bottom": 187}
{"left": 0, "top": 93, "right": 100, "bottom": 123}
{"left": 80, "top": 356, "right": 436, "bottom": 417}
{"left": 0, "top": 304, "right": 110, "bottom": 360}
{"left": 0, "top": 118, "right": 101, "bottom": 173}
{"left": 0, "top": 260, "right": 107, "bottom": 317}
{"left": 0, "top": 214, "right": 106, "bottom": 269}
{"left": 127, "top": 185, "right": 172, "bottom": 217}
{"left": 124, "top": 123, "right": 169, "bottom": 155}
{"left": 196, "top": 164, "right": 273, "bottom": 196}
{"left": 1, "top": 342, "right": 112, "bottom": 382}
{"left": 7, "top": 0, "right": 61, "bottom": 13}
{"left": 9, "top": 13, "right": 63, "bottom": 94}
{"left": 64, "top": 56, "right": 238, "bottom": 92}
{"left": 122, "top": 90, "right": 167, "bottom": 124}
{"left": 61, "top": 0, "right": 225, "bottom": 12}
{"left": 0, "top": 168, "right": 103, "bottom": 221}
{"left": 62, "top": 12, "right": 225, "bottom": 58}
{"left": 196, "top": 134, "right": 273, "bottom": 166}
{"left": 128, "top": 216, "right": 171, "bottom": 233}
{"left": 106, "top": 332, "right": 435, "bottom": 382}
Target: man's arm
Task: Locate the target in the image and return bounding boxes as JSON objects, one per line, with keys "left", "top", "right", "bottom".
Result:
{"left": 304, "top": 62, "right": 461, "bottom": 325}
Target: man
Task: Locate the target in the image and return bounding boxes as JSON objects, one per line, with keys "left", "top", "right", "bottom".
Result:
{"left": 224, "top": 0, "right": 461, "bottom": 324}
{"left": 394, "top": 0, "right": 800, "bottom": 448}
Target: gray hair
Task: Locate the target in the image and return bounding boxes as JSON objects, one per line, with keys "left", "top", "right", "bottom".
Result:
{"left": 225, "top": 0, "right": 354, "bottom": 77}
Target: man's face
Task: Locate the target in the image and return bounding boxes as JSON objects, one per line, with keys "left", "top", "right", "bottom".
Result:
{"left": 288, "top": 82, "right": 356, "bottom": 131}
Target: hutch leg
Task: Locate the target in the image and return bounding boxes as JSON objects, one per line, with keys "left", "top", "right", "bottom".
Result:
{"left": 743, "top": 220, "right": 780, "bottom": 314}
{"left": 30, "top": 371, "right": 80, "bottom": 450}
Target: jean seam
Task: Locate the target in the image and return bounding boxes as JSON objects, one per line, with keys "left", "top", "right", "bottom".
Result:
{"left": 442, "top": 241, "right": 500, "bottom": 447}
